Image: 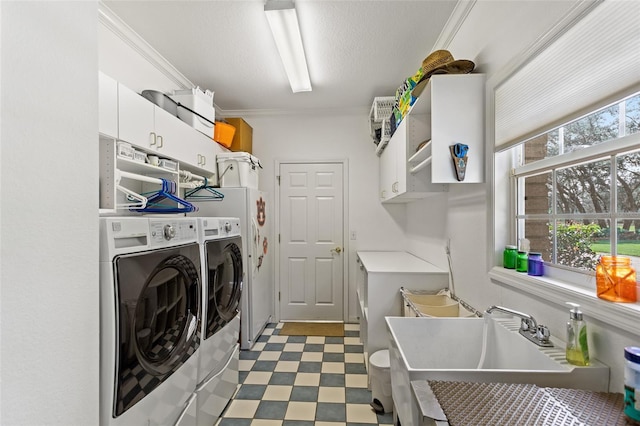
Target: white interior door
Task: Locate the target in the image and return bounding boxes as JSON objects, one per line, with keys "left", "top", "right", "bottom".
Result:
{"left": 279, "top": 162, "right": 344, "bottom": 321}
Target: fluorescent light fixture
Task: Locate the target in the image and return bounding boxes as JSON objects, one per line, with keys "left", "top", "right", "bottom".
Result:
{"left": 264, "top": 0, "right": 312, "bottom": 93}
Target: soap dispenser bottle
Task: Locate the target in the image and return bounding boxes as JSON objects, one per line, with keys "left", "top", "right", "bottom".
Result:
{"left": 566, "top": 302, "right": 590, "bottom": 366}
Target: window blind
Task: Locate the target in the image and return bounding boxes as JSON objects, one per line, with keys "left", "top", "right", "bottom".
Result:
{"left": 494, "top": 0, "right": 640, "bottom": 150}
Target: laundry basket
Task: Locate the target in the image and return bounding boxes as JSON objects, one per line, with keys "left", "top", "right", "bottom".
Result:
{"left": 401, "top": 288, "right": 475, "bottom": 317}
{"left": 404, "top": 293, "right": 459, "bottom": 317}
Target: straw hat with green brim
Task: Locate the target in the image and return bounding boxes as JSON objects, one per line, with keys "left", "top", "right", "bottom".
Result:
{"left": 411, "top": 50, "right": 475, "bottom": 97}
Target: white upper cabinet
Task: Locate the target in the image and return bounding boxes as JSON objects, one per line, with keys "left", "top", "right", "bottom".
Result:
{"left": 117, "top": 82, "right": 155, "bottom": 150}
{"left": 377, "top": 73, "right": 485, "bottom": 203}
{"left": 411, "top": 73, "right": 485, "bottom": 183}
{"left": 379, "top": 136, "right": 396, "bottom": 201}
{"left": 379, "top": 114, "right": 448, "bottom": 203}
{"left": 98, "top": 72, "right": 118, "bottom": 138}
{"left": 116, "top": 82, "right": 219, "bottom": 175}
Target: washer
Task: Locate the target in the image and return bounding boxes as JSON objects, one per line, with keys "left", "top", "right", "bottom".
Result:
{"left": 194, "top": 217, "right": 242, "bottom": 426}
{"left": 99, "top": 217, "right": 201, "bottom": 426}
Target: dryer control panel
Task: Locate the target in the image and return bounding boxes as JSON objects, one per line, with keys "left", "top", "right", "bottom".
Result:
{"left": 149, "top": 218, "right": 197, "bottom": 247}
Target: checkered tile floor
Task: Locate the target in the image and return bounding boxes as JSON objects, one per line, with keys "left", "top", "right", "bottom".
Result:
{"left": 217, "top": 322, "right": 393, "bottom": 425}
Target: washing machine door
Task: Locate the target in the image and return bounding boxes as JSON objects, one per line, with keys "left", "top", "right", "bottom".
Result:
{"left": 114, "top": 245, "right": 201, "bottom": 417}
{"left": 206, "top": 240, "right": 242, "bottom": 338}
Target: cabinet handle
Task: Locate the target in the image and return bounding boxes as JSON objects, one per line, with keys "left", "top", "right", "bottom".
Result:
{"left": 150, "top": 132, "right": 157, "bottom": 146}
{"left": 202, "top": 155, "right": 206, "bottom": 166}
{"left": 157, "top": 135, "right": 164, "bottom": 148}
{"left": 392, "top": 182, "right": 398, "bottom": 193}
{"left": 381, "top": 190, "right": 386, "bottom": 199}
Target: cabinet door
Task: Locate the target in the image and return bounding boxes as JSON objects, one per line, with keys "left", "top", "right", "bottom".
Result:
{"left": 98, "top": 72, "right": 118, "bottom": 138}
{"left": 379, "top": 139, "right": 396, "bottom": 201}
{"left": 118, "top": 83, "right": 156, "bottom": 151}
{"left": 153, "top": 105, "right": 196, "bottom": 160}
{"left": 191, "top": 131, "right": 219, "bottom": 174}
{"left": 394, "top": 121, "right": 408, "bottom": 196}
{"left": 431, "top": 74, "right": 485, "bottom": 183}
{"left": 155, "top": 109, "right": 220, "bottom": 175}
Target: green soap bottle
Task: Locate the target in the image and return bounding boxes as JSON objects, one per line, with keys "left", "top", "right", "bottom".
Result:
{"left": 566, "top": 302, "right": 590, "bottom": 366}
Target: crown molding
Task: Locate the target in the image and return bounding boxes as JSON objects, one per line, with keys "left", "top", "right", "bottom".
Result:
{"left": 98, "top": 1, "right": 193, "bottom": 89}
{"left": 220, "top": 106, "right": 369, "bottom": 118}
{"left": 432, "top": 0, "right": 477, "bottom": 50}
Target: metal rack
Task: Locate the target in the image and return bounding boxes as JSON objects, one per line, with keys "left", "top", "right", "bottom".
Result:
{"left": 399, "top": 287, "right": 482, "bottom": 318}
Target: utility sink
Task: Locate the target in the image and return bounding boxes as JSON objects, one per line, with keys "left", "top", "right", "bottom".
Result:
{"left": 385, "top": 316, "right": 610, "bottom": 426}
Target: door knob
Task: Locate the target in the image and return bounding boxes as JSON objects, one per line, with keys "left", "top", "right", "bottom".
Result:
{"left": 331, "top": 247, "right": 342, "bottom": 254}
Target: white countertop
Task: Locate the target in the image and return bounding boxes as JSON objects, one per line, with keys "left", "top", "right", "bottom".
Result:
{"left": 357, "top": 251, "right": 447, "bottom": 274}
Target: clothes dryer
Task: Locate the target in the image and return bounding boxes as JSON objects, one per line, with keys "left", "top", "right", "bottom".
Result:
{"left": 195, "top": 217, "right": 242, "bottom": 426}
{"left": 99, "top": 217, "right": 201, "bottom": 426}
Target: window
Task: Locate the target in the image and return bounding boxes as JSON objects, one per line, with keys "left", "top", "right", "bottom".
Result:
{"left": 490, "top": 1, "right": 640, "bottom": 333}
{"left": 511, "top": 93, "right": 640, "bottom": 281}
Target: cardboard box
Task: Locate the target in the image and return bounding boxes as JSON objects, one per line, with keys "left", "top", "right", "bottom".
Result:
{"left": 224, "top": 117, "right": 253, "bottom": 153}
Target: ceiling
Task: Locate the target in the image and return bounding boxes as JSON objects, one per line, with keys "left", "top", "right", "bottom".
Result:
{"left": 103, "top": 0, "right": 458, "bottom": 114}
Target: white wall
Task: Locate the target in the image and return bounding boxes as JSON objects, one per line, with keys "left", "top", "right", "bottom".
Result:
{"left": 0, "top": 2, "right": 99, "bottom": 424}
{"left": 243, "top": 112, "right": 410, "bottom": 321}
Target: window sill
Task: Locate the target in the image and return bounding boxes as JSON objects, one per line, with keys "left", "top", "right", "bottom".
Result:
{"left": 488, "top": 266, "right": 640, "bottom": 336}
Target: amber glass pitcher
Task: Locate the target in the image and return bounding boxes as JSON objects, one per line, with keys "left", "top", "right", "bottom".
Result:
{"left": 596, "top": 256, "right": 637, "bottom": 303}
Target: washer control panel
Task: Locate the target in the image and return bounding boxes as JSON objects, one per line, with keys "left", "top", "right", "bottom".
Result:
{"left": 149, "top": 218, "right": 197, "bottom": 247}
{"left": 219, "top": 218, "right": 241, "bottom": 237}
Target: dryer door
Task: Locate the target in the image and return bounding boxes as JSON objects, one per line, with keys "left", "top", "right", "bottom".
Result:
{"left": 206, "top": 239, "right": 242, "bottom": 338}
{"left": 114, "top": 245, "right": 201, "bottom": 417}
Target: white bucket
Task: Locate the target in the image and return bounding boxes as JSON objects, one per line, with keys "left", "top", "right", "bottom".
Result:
{"left": 217, "top": 152, "right": 261, "bottom": 189}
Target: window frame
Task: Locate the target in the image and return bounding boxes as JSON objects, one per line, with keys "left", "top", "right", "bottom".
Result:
{"left": 490, "top": 97, "right": 640, "bottom": 337}
{"left": 513, "top": 128, "right": 640, "bottom": 271}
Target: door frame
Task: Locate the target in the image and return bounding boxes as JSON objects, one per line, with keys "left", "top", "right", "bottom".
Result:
{"left": 274, "top": 158, "right": 349, "bottom": 323}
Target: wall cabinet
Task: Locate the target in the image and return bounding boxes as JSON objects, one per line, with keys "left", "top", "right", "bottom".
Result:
{"left": 411, "top": 74, "right": 485, "bottom": 184}
{"left": 99, "top": 74, "right": 229, "bottom": 213}
{"left": 356, "top": 251, "right": 448, "bottom": 366}
{"left": 117, "top": 83, "right": 219, "bottom": 175}
{"left": 379, "top": 114, "right": 448, "bottom": 203}
{"left": 377, "top": 74, "right": 485, "bottom": 203}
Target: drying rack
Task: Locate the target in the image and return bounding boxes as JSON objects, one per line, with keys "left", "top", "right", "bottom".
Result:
{"left": 117, "top": 170, "right": 200, "bottom": 212}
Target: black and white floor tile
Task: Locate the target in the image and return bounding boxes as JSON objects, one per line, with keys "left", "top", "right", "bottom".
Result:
{"left": 217, "top": 323, "right": 394, "bottom": 426}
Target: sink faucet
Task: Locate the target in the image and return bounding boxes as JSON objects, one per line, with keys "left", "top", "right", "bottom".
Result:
{"left": 485, "top": 305, "right": 553, "bottom": 347}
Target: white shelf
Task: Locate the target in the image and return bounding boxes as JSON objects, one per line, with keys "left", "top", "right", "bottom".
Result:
{"left": 408, "top": 140, "right": 432, "bottom": 164}
{"left": 116, "top": 156, "right": 179, "bottom": 175}
{"left": 375, "top": 138, "right": 389, "bottom": 156}
{"left": 409, "top": 156, "right": 432, "bottom": 174}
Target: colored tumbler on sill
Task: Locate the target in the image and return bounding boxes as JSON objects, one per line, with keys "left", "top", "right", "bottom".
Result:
{"left": 516, "top": 251, "right": 528, "bottom": 273}
{"left": 527, "top": 252, "right": 544, "bottom": 276}
{"left": 596, "top": 255, "right": 637, "bottom": 303}
{"left": 503, "top": 245, "right": 517, "bottom": 269}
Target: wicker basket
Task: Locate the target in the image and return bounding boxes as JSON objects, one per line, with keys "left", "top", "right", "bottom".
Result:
{"left": 369, "top": 97, "right": 395, "bottom": 148}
